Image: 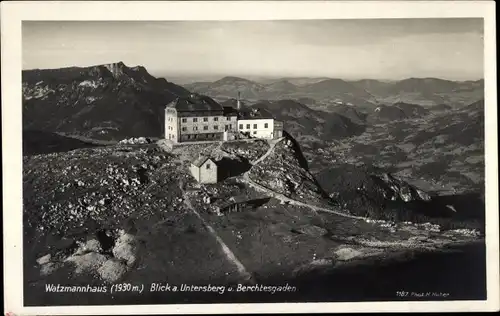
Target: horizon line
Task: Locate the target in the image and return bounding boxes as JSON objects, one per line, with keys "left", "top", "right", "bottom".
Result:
{"left": 21, "top": 62, "right": 485, "bottom": 83}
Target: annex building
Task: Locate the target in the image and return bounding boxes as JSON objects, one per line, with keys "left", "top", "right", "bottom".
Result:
{"left": 165, "top": 93, "right": 283, "bottom": 143}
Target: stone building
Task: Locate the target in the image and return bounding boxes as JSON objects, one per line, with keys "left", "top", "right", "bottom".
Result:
{"left": 165, "top": 92, "right": 283, "bottom": 143}
{"left": 189, "top": 155, "right": 219, "bottom": 184}
{"left": 165, "top": 94, "right": 238, "bottom": 143}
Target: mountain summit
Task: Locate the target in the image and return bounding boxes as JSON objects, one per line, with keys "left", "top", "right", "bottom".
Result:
{"left": 22, "top": 62, "right": 190, "bottom": 140}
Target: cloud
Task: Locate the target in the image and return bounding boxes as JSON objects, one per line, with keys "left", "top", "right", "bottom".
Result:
{"left": 22, "top": 19, "right": 484, "bottom": 80}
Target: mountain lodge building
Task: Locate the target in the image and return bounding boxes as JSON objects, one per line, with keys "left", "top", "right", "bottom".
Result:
{"left": 164, "top": 93, "right": 283, "bottom": 143}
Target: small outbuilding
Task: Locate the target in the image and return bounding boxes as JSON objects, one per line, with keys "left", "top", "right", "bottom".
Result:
{"left": 190, "top": 155, "right": 218, "bottom": 184}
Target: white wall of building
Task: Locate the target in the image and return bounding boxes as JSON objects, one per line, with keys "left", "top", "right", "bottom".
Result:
{"left": 165, "top": 108, "right": 179, "bottom": 142}
{"left": 190, "top": 159, "right": 218, "bottom": 184}
{"left": 237, "top": 118, "right": 275, "bottom": 139}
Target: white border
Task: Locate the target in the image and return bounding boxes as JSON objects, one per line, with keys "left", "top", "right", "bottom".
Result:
{"left": 2, "top": 1, "right": 498, "bottom": 314}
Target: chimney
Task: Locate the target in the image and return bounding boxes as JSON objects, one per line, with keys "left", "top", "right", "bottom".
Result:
{"left": 237, "top": 92, "right": 241, "bottom": 110}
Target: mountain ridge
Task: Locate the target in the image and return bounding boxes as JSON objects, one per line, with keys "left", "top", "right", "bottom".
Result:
{"left": 184, "top": 75, "right": 484, "bottom": 108}
{"left": 22, "top": 62, "right": 191, "bottom": 141}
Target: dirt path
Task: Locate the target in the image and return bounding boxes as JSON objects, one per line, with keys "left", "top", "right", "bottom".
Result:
{"left": 241, "top": 138, "right": 366, "bottom": 221}
{"left": 179, "top": 181, "right": 256, "bottom": 284}
{"left": 250, "top": 137, "right": 283, "bottom": 165}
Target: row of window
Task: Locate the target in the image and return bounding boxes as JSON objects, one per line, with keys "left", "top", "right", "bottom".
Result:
{"left": 181, "top": 133, "right": 220, "bottom": 141}
{"left": 239, "top": 123, "right": 269, "bottom": 129}
{"left": 181, "top": 124, "right": 233, "bottom": 132}
{"left": 189, "top": 133, "right": 218, "bottom": 140}
{"left": 181, "top": 116, "right": 233, "bottom": 123}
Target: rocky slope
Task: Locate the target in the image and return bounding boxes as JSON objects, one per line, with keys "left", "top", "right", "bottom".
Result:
{"left": 315, "top": 163, "right": 484, "bottom": 230}
{"left": 243, "top": 132, "right": 482, "bottom": 233}
{"left": 22, "top": 62, "right": 190, "bottom": 140}
{"left": 246, "top": 134, "right": 332, "bottom": 207}
{"left": 23, "top": 144, "right": 188, "bottom": 283}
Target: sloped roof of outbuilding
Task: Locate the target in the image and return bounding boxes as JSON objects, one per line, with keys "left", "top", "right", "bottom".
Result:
{"left": 191, "top": 155, "right": 212, "bottom": 168}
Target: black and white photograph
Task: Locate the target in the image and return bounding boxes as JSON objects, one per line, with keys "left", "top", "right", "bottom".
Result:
{"left": 2, "top": 1, "right": 499, "bottom": 314}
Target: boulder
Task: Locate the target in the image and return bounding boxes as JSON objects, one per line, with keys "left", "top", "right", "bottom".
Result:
{"left": 297, "top": 225, "right": 328, "bottom": 238}
{"left": 334, "top": 247, "right": 363, "bottom": 261}
{"left": 112, "top": 230, "right": 139, "bottom": 267}
{"left": 40, "top": 262, "right": 61, "bottom": 276}
{"left": 36, "top": 254, "right": 51, "bottom": 265}
{"left": 65, "top": 252, "right": 108, "bottom": 274}
{"left": 98, "top": 258, "right": 128, "bottom": 283}
{"left": 74, "top": 238, "right": 103, "bottom": 255}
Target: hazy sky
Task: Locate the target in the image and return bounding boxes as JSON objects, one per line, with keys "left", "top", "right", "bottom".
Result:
{"left": 23, "top": 19, "right": 484, "bottom": 80}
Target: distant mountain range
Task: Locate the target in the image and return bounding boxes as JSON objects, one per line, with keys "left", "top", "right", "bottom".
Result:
{"left": 22, "top": 62, "right": 485, "bottom": 145}
{"left": 184, "top": 76, "right": 484, "bottom": 109}
{"left": 22, "top": 62, "right": 190, "bottom": 140}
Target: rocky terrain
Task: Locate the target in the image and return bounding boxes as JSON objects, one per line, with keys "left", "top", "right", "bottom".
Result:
{"left": 23, "top": 132, "right": 484, "bottom": 305}
{"left": 21, "top": 63, "right": 486, "bottom": 305}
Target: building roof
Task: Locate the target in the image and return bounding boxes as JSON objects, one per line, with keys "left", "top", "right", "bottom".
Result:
{"left": 216, "top": 195, "right": 271, "bottom": 210}
{"left": 223, "top": 106, "right": 239, "bottom": 116}
{"left": 191, "top": 155, "right": 214, "bottom": 168}
{"left": 167, "top": 94, "right": 224, "bottom": 112}
{"left": 237, "top": 107, "right": 275, "bottom": 120}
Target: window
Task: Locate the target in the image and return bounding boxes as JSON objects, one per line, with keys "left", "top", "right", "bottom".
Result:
{"left": 202, "top": 117, "right": 208, "bottom": 122}
{"left": 229, "top": 124, "right": 232, "bottom": 129}
{"left": 253, "top": 124, "right": 257, "bottom": 129}
{"left": 193, "top": 118, "right": 198, "bottom": 122}
{"left": 187, "top": 135, "right": 191, "bottom": 140}
{"left": 226, "top": 117, "right": 231, "bottom": 121}
{"left": 206, "top": 163, "right": 210, "bottom": 169}
{"left": 264, "top": 123, "right": 269, "bottom": 128}
{"left": 182, "top": 118, "right": 187, "bottom": 123}
{"left": 253, "top": 131, "right": 257, "bottom": 135}
{"left": 203, "top": 126, "right": 208, "bottom": 130}
{"left": 182, "top": 127, "right": 187, "bottom": 132}
{"left": 214, "top": 117, "right": 219, "bottom": 121}
{"left": 214, "top": 125, "right": 219, "bottom": 130}
{"left": 239, "top": 124, "right": 243, "bottom": 129}
{"left": 193, "top": 126, "right": 198, "bottom": 131}
{"left": 246, "top": 124, "right": 250, "bottom": 129}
